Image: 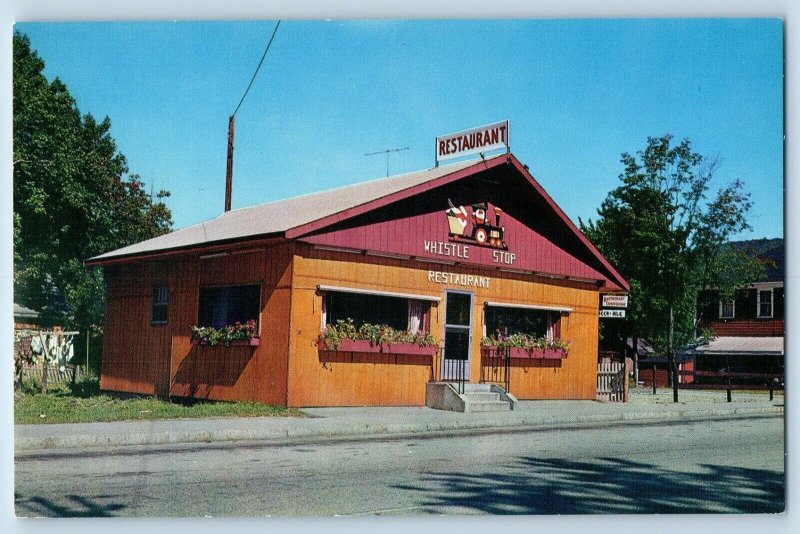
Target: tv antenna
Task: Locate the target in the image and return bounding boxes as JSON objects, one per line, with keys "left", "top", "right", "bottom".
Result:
{"left": 365, "top": 147, "right": 409, "bottom": 177}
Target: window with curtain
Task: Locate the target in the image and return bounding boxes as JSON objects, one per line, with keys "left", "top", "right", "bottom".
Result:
{"left": 323, "top": 291, "right": 430, "bottom": 332}
{"left": 485, "top": 306, "right": 560, "bottom": 340}
{"left": 198, "top": 285, "right": 260, "bottom": 329}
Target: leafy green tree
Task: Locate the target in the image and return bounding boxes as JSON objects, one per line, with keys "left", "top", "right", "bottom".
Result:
{"left": 580, "top": 135, "right": 762, "bottom": 401}
{"left": 13, "top": 32, "right": 172, "bottom": 341}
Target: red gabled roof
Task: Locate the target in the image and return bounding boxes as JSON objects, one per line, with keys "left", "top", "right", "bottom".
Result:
{"left": 86, "top": 152, "right": 629, "bottom": 291}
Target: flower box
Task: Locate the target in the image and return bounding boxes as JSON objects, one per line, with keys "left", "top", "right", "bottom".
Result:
{"left": 510, "top": 347, "right": 543, "bottom": 359}
{"left": 481, "top": 346, "right": 566, "bottom": 359}
{"left": 198, "top": 337, "right": 260, "bottom": 347}
{"left": 543, "top": 347, "right": 564, "bottom": 359}
{"left": 322, "top": 338, "right": 436, "bottom": 356}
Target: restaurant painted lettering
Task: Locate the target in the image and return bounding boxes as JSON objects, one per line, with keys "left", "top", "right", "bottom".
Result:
{"left": 437, "top": 124, "right": 508, "bottom": 158}
{"left": 423, "top": 240, "right": 470, "bottom": 259}
{"left": 428, "top": 270, "right": 490, "bottom": 289}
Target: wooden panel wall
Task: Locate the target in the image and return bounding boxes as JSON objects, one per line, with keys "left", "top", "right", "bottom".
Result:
{"left": 101, "top": 243, "right": 294, "bottom": 405}
{"left": 101, "top": 261, "right": 172, "bottom": 395}
{"left": 287, "top": 243, "right": 600, "bottom": 407}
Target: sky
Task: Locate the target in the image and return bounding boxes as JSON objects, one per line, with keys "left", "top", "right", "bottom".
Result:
{"left": 14, "top": 19, "right": 784, "bottom": 240}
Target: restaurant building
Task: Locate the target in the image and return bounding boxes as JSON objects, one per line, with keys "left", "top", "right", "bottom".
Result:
{"left": 87, "top": 150, "right": 629, "bottom": 407}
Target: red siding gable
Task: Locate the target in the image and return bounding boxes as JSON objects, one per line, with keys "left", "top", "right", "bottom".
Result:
{"left": 298, "top": 163, "right": 620, "bottom": 288}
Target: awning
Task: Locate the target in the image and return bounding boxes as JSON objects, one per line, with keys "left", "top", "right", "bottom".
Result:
{"left": 484, "top": 301, "right": 572, "bottom": 313}
{"left": 316, "top": 284, "right": 441, "bottom": 302}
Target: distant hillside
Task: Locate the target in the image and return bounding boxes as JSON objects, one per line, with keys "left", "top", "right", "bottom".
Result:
{"left": 730, "top": 238, "right": 784, "bottom": 283}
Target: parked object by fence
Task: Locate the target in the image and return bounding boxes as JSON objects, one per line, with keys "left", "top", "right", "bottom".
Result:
{"left": 597, "top": 361, "right": 627, "bottom": 402}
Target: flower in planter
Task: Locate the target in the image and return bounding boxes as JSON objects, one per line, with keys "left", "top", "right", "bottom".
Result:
{"left": 480, "top": 332, "right": 571, "bottom": 355}
{"left": 320, "top": 318, "right": 438, "bottom": 351}
{"left": 189, "top": 319, "right": 258, "bottom": 347}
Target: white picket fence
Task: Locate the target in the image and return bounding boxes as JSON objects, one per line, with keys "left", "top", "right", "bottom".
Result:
{"left": 597, "top": 361, "right": 626, "bottom": 402}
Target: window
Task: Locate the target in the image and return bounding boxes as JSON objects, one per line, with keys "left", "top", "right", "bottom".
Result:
{"left": 151, "top": 285, "right": 168, "bottom": 324}
{"left": 198, "top": 285, "right": 260, "bottom": 329}
{"left": 323, "top": 291, "right": 430, "bottom": 333}
{"left": 719, "top": 300, "right": 735, "bottom": 319}
{"left": 758, "top": 289, "right": 773, "bottom": 318}
{"left": 485, "top": 305, "right": 561, "bottom": 340}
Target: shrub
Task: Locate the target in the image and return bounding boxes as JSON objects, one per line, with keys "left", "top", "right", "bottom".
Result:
{"left": 68, "top": 372, "right": 100, "bottom": 398}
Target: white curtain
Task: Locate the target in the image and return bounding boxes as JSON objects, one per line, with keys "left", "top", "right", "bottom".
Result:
{"left": 408, "top": 300, "right": 424, "bottom": 334}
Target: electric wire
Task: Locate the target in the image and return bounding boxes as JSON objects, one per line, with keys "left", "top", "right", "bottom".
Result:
{"left": 232, "top": 20, "right": 281, "bottom": 118}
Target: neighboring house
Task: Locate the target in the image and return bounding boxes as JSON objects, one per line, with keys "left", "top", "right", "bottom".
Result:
{"left": 682, "top": 238, "right": 784, "bottom": 380}
{"left": 14, "top": 303, "right": 40, "bottom": 330}
{"left": 86, "top": 153, "right": 628, "bottom": 407}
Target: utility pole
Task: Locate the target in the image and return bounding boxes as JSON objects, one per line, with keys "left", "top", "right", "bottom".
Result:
{"left": 365, "top": 147, "right": 409, "bottom": 177}
{"left": 224, "top": 115, "right": 235, "bottom": 212}
{"left": 224, "top": 20, "right": 280, "bottom": 213}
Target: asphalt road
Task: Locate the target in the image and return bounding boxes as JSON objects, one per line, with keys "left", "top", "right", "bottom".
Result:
{"left": 14, "top": 415, "right": 784, "bottom": 517}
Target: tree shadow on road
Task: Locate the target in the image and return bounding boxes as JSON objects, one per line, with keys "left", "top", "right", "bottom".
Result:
{"left": 394, "top": 456, "right": 784, "bottom": 514}
{"left": 15, "top": 493, "right": 127, "bottom": 517}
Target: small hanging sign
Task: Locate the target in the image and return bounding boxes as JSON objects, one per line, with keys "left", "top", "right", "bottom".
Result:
{"left": 602, "top": 295, "right": 628, "bottom": 308}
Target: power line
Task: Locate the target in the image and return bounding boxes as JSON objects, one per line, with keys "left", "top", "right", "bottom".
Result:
{"left": 232, "top": 20, "right": 281, "bottom": 118}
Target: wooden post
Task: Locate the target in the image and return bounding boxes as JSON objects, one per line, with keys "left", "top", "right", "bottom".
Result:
{"left": 39, "top": 332, "right": 49, "bottom": 394}
{"left": 726, "top": 354, "right": 731, "bottom": 402}
{"left": 652, "top": 364, "right": 657, "bottom": 395}
{"left": 623, "top": 358, "right": 631, "bottom": 402}
{"left": 769, "top": 366, "right": 774, "bottom": 401}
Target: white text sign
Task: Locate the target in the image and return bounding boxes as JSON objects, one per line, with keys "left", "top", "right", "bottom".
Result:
{"left": 602, "top": 295, "right": 628, "bottom": 308}
{"left": 436, "top": 120, "right": 509, "bottom": 163}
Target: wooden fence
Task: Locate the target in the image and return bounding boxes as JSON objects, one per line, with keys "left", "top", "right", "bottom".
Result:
{"left": 597, "top": 361, "right": 627, "bottom": 402}
{"left": 20, "top": 366, "right": 82, "bottom": 386}
{"left": 678, "top": 369, "right": 784, "bottom": 402}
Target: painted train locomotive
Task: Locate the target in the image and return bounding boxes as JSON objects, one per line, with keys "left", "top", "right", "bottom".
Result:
{"left": 445, "top": 200, "right": 508, "bottom": 250}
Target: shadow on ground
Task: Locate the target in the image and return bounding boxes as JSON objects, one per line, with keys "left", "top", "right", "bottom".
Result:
{"left": 395, "top": 456, "right": 784, "bottom": 514}
{"left": 15, "top": 493, "right": 126, "bottom": 517}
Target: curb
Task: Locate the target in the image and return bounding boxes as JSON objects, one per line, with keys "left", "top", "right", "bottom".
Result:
{"left": 15, "top": 405, "right": 783, "bottom": 452}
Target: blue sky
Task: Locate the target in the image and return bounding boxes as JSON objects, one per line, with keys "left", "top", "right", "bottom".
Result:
{"left": 16, "top": 19, "right": 784, "bottom": 239}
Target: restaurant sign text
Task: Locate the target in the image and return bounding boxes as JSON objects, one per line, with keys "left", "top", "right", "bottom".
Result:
{"left": 601, "top": 295, "right": 628, "bottom": 308}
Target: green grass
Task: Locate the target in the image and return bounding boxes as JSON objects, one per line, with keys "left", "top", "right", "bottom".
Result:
{"left": 14, "top": 377, "right": 303, "bottom": 425}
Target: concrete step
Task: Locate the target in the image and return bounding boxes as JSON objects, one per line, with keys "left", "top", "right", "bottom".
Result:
{"left": 468, "top": 400, "right": 513, "bottom": 412}
{"left": 462, "top": 383, "right": 494, "bottom": 393}
{"left": 463, "top": 392, "right": 502, "bottom": 402}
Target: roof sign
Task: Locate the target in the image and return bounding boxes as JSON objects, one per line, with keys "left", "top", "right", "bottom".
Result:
{"left": 436, "top": 120, "right": 509, "bottom": 165}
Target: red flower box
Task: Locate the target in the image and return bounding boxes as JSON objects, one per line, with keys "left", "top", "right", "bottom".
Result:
{"left": 481, "top": 346, "right": 566, "bottom": 359}
{"left": 198, "top": 337, "right": 260, "bottom": 347}
{"left": 543, "top": 348, "right": 564, "bottom": 359}
{"left": 323, "top": 338, "right": 436, "bottom": 356}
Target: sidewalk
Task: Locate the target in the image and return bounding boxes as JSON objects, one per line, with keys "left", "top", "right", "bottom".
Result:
{"left": 14, "top": 389, "right": 783, "bottom": 452}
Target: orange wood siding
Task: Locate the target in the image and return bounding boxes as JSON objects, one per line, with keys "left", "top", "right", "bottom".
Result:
{"left": 100, "top": 261, "right": 172, "bottom": 395}
{"left": 101, "top": 244, "right": 294, "bottom": 405}
{"left": 287, "top": 244, "right": 600, "bottom": 407}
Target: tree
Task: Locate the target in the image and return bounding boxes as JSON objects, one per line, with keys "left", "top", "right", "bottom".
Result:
{"left": 13, "top": 32, "right": 172, "bottom": 342}
{"left": 580, "top": 135, "right": 762, "bottom": 402}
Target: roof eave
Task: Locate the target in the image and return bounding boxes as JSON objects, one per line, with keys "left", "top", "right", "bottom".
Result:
{"left": 506, "top": 156, "right": 631, "bottom": 292}
{"left": 284, "top": 155, "right": 510, "bottom": 240}
{"left": 84, "top": 233, "right": 286, "bottom": 267}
